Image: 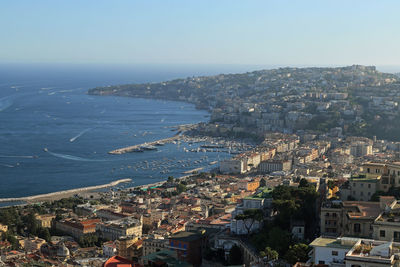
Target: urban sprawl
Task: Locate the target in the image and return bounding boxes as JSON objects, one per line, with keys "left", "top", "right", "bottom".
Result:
{"left": 2, "top": 66, "right": 400, "bottom": 266}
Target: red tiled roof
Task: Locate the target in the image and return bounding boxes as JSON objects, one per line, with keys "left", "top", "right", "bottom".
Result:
{"left": 103, "top": 256, "right": 142, "bottom": 267}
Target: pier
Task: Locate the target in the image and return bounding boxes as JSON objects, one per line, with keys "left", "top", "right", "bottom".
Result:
{"left": 109, "top": 134, "right": 182, "bottom": 154}
{"left": 109, "top": 124, "right": 197, "bottom": 155}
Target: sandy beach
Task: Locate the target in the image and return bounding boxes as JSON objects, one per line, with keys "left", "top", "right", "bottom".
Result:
{"left": 0, "top": 178, "right": 132, "bottom": 204}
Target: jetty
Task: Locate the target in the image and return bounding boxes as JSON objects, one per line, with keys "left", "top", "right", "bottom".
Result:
{"left": 109, "top": 134, "right": 182, "bottom": 154}
{"left": 109, "top": 124, "right": 197, "bottom": 155}
{"left": 0, "top": 178, "right": 132, "bottom": 204}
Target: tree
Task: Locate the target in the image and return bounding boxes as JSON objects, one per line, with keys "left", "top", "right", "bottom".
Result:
{"left": 228, "top": 245, "right": 243, "bottom": 265}
{"left": 235, "top": 209, "right": 264, "bottom": 234}
{"left": 284, "top": 243, "right": 310, "bottom": 264}
{"left": 167, "top": 176, "right": 174, "bottom": 183}
{"left": 299, "top": 178, "right": 309, "bottom": 188}
{"left": 327, "top": 180, "right": 336, "bottom": 190}
{"left": 38, "top": 227, "right": 51, "bottom": 242}
{"left": 261, "top": 247, "right": 278, "bottom": 261}
{"left": 176, "top": 183, "right": 187, "bottom": 194}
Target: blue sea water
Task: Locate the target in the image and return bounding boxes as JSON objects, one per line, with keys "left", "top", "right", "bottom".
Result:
{"left": 0, "top": 63, "right": 240, "bottom": 198}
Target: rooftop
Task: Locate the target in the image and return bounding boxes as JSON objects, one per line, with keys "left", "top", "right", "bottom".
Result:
{"left": 169, "top": 230, "right": 206, "bottom": 242}
{"left": 309, "top": 237, "right": 356, "bottom": 249}
{"left": 245, "top": 187, "right": 273, "bottom": 200}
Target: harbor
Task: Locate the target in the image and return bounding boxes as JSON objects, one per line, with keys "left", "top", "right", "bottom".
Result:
{"left": 108, "top": 124, "right": 197, "bottom": 154}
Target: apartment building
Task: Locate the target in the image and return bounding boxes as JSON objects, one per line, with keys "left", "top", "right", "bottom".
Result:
{"left": 320, "top": 198, "right": 393, "bottom": 238}
{"left": 97, "top": 217, "right": 142, "bottom": 241}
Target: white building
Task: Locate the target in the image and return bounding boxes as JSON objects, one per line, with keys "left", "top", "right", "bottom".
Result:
{"left": 220, "top": 159, "right": 246, "bottom": 174}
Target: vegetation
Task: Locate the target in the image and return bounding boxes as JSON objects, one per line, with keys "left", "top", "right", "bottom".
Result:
{"left": 250, "top": 182, "right": 319, "bottom": 263}
{"left": 235, "top": 209, "right": 264, "bottom": 235}
{"left": 228, "top": 244, "right": 243, "bottom": 265}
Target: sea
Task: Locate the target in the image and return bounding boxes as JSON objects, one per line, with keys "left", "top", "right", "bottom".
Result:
{"left": 0, "top": 63, "right": 260, "bottom": 200}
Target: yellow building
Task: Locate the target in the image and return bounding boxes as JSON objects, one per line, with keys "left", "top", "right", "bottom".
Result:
{"left": 35, "top": 214, "right": 56, "bottom": 228}
{"left": 0, "top": 223, "right": 8, "bottom": 233}
{"left": 24, "top": 237, "right": 46, "bottom": 252}
{"left": 116, "top": 236, "right": 143, "bottom": 261}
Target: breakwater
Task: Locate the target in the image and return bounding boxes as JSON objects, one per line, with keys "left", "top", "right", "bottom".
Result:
{"left": 108, "top": 124, "right": 197, "bottom": 155}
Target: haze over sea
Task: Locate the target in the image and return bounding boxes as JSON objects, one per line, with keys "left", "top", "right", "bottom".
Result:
{"left": 0, "top": 63, "right": 262, "bottom": 199}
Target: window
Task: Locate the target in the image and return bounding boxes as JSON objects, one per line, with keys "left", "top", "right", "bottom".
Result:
{"left": 319, "top": 261, "right": 325, "bottom": 264}
{"left": 368, "top": 184, "right": 371, "bottom": 188}
{"left": 333, "top": 213, "right": 337, "bottom": 218}
{"left": 353, "top": 183, "right": 356, "bottom": 187}
{"left": 380, "top": 230, "right": 385, "bottom": 237}
{"left": 361, "top": 183, "right": 364, "bottom": 187}
{"left": 367, "top": 168, "right": 370, "bottom": 173}
{"left": 360, "top": 192, "right": 363, "bottom": 196}
{"left": 332, "top": 251, "right": 338, "bottom": 256}
{"left": 354, "top": 223, "right": 361, "bottom": 233}
{"left": 394, "top": 232, "right": 400, "bottom": 241}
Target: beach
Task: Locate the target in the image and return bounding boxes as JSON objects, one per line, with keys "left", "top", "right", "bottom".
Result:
{"left": 0, "top": 178, "right": 132, "bottom": 205}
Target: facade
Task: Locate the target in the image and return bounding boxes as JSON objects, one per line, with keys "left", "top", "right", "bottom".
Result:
{"left": 116, "top": 236, "right": 142, "bottom": 261}
{"left": 102, "top": 241, "right": 116, "bottom": 258}
{"left": 320, "top": 199, "right": 390, "bottom": 238}
{"left": 309, "top": 237, "right": 400, "bottom": 267}
{"left": 346, "top": 175, "right": 379, "bottom": 201}
{"left": 361, "top": 162, "right": 400, "bottom": 191}
{"left": 55, "top": 218, "right": 100, "bottom": 239}
{"left": 237, "top": 179, "right": 260, "bottom": 192}
{"left": 350, "top": 142, "right": 373, "bottom": 157}
{"left": 24, "top": 237, "right": 46, "bottom": 253}
{"left": 309, "top": 237, "right": 356, "bottom": 266}
{"left": 219, "top": 159, "right": 246, "bottom": 174}
{"left": 168, "top": 230, "right": 207, "bottom": 267}
{"left": 259, "top": 159, "right": 292, "bottom": 173}
{"left": 97, "top": 217, "right": 142, "bottom": 241}
{"left": 142, "top": 238, "right": 167, "bottom": 257}
{"left": 372, "top": 200, "right": 400, "bottom": 242}
{"left": 35, "top": 214, "right": 55, "bottom": 228}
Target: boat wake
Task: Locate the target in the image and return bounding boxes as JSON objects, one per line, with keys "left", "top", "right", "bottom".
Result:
{"left": 0, "top": 163, "right": 15, "bottom": 168}
{"left": 70, "top": 128, "right": 92, "bottom": 142}
{"left": 45, "top": 149, "right": 106, "bottom": 162}
{"left": 0, "top": 97, "right": 13, "bottom": 112}
{"left": 0, "top": 155, "right": 35, "bottom": 159}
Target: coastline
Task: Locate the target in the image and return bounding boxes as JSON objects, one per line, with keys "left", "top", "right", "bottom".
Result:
{"left": 0, "top": 178, "right": 132, "bottom": 205}
{"left": 0, "top": 173, "right": 198, "bottom": 207}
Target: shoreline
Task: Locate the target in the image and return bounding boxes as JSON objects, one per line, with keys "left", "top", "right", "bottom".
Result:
{"left": 0, "top": 178, "right": 132, "bottom": 205}
{"left": 0, "top": 172, "right": 198, "bottom": 207}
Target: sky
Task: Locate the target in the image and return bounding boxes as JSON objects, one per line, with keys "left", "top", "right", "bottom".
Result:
{"left": 1, "top": 0, "right": 399, "bottom": 67}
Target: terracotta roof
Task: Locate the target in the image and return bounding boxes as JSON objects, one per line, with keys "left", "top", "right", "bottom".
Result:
{"left": 103, "top": 255, "right": 142, "bottom": 267}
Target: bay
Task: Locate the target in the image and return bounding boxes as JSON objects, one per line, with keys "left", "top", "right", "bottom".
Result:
{"left": 0, "top": 64, "right": 236, "bottom": 198}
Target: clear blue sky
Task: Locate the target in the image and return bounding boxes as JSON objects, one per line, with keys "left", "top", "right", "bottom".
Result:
{"left": 1, "top": 0, "right": 399, "bottom": 66}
